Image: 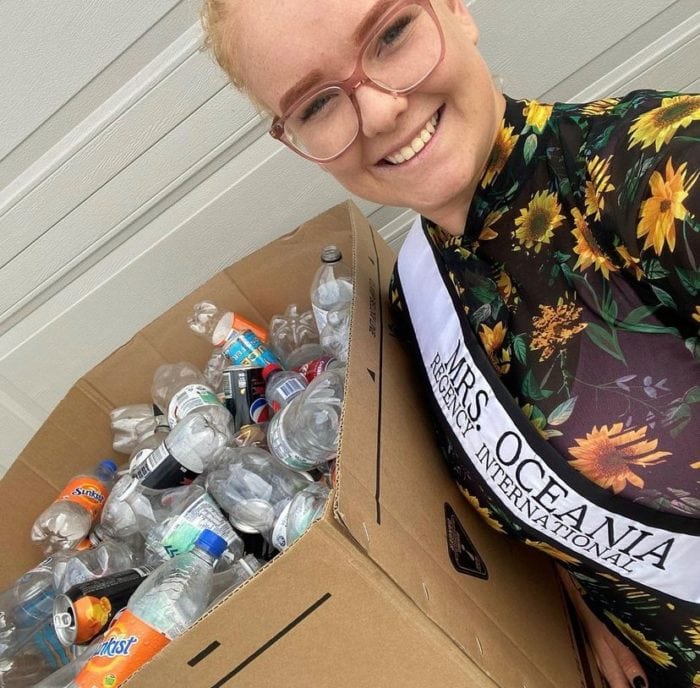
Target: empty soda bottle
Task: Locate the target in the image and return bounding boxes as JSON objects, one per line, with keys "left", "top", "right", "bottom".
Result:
{"left": 151, "top": 362, "right": 234, "bottom": 440}
{"left": 206, "top": 447, "right": 313, "bottom": 542}
{"left": 268, "top": 305, "right": 319, "bottom": 365}
{"left": 275, "top": 482, "right": 331, "bottom": 550}
{"left": 262, "top": 363, "right": 307, "bottom": 415}
{"left": 72, "top": 530, "right": 227, "bottom": 688}
{"left": 130, "top": 411, "right": 230, "bottom": 489}
{"left": 109, "top": 405, "right": 160, "bottom": 455}
{"left": 320, "top": 304, "right": 351, "bottom": 363}
{"left": 310, "top": 245, "right": 353, "bottom": 335}
{"left": 267, "top": 368, "right": 346, "bottom": 471}
{"left": 188, "top": 302, "right": 279, "bottom": 369}
{"left": 31, "top": 461, "right": 118, "bottom": 554}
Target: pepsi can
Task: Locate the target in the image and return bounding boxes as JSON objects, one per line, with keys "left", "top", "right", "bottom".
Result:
{"left": 222, "top": 365, "right": 269, "bottom": 431}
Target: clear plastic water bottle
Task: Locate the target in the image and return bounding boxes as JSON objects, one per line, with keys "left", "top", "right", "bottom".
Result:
{"left": 202, "top": 346, "right": 229, "bottom": 393}
{"left": 33, "top": 640, "right": 100, "bottom": 688}
{"left": 109, "top": 404, "right": 160, "bottom": 455}
{"left": 268, "top": 305, "right": 319, "bottom": 365}
{"left": 276, "top": 482, "right": 331, "bottom": 550}
{"left": 310, "top": 245, "right": 353, "bottom": 335}
{"left": 71, "top": 530, "right": 227, "bottom": 688}
{"left": 209, "top": 554, "right": 262, "bottom": 608}
{"left": 262, "top": 363, "right": 308, "bottom": 415}
{"left": 139, "top": 484, "right": 243, "bottom": 564}
{"left": 188, "top": 302, "right": 279, "bottom": 369}
{"left": 206, "top": 447, "right": 313, "bottom": 541}
{"left": 31, "top": 461, "right": 118, "bottom": 553}
{"left": 267, "top": 368, "right": 346, "bottom": 471}
{"left": 319, "top": 304, "right": 351, "bottom": 363}
{"left": 53, "top": 540, "right": 134, "bottom": 594}
{"left": 129, "top": 412, "right": 230, "bottom": 489}
{"left": 0, "top": 557, "right": 57, "bottom": 660}
{"left": 0, "top": 617, "right": 76, "bottom": 687}
{"left": 151, "top": 362, "right": 234, "bottom": 441}
{"left": 127, "top": 413, "right": 169, "bottom": 465}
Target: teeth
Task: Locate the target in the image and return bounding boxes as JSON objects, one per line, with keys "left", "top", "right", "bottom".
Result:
{"left": 384, "top": 112, "right": 439, "bottom": 165}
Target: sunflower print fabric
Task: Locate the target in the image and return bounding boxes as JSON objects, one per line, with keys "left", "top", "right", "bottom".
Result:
{"left": 390, "top": 90, "right": 700, "bottom": 686}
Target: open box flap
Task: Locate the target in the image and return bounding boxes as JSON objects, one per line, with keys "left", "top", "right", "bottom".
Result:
{"left": 334, "top": 203, "right": 587, "bottom": 688}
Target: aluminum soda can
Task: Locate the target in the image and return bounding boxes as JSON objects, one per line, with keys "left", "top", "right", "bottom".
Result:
{"left": 294, "top": 355, "right": 339, "bottom": 382}
{"left": 222, "top": 365, "right": 269, "bottom": 431}
{"left": 52, "top": 566, "right": 154, "bottom": 646}
{"left": 223, "top": 330, "right": 280, "bottom": 368}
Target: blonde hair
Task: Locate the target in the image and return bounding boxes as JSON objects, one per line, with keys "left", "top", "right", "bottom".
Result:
{"left": 201, "top": 0, "right": 245, "bottom": 89}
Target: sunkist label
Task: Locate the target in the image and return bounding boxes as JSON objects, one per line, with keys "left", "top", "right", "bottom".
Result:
{"left": 57, "top": 476, "right": 109, "bottom": 519}
{"left": 74, "top": 609, "right": 169, "bottom": 688}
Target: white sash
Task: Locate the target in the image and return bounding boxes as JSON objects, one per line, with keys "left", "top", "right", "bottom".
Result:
{"left": 397, "top": 216, "right": 700, "bottom": 604}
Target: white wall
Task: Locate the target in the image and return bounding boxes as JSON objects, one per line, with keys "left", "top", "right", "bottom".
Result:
{"left": 0, "top": 0, "right": 698, "bottom": 476}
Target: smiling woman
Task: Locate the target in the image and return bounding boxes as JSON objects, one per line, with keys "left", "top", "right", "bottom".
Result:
{"left": 201, "top": 2, "right": 700, "bottom": 687}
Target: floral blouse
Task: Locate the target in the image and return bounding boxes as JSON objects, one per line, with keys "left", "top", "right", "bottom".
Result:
{"left": 390, "top": 90, "right": 700, "bottom": 686}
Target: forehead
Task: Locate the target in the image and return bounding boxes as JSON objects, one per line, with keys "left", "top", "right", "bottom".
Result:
{"left": 234, "top": 0, "right": 393, "bottom": 112}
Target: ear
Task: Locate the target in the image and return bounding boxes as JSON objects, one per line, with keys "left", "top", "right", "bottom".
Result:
{"left": 444, "top": 0, "right": 479, "bottom": 44}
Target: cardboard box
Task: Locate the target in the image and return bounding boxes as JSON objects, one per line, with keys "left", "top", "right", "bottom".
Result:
{"left": 0, "top": 201, "right": 598, "bottom": 687}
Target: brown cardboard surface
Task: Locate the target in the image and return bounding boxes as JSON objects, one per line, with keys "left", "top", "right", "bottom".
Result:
{"left": 0, "top": 201, "right": 594, "bottom": 687}
{"left": 128, "top": 519, "right": 501, "bottom": 688}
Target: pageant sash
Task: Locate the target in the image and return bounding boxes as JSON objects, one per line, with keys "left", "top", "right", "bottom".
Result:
{"left": 397, "top": 216, "right": 700, "bottom": 604}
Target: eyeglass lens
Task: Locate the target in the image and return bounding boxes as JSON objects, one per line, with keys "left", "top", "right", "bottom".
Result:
{"left": 284, "top": 4, "right": 441, "bottom": 161}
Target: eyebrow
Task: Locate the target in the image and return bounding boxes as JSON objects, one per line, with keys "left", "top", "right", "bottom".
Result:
{"left": 279, "top": 69, "right": 326, "bottom": 114}
{"left": 352, "top": 0, "right": 397, "bottom": 46}
{"left": 278, "top": 0, "right": 397, "bottom": 115}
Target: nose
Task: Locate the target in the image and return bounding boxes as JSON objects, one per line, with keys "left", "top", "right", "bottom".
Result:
{"left": 354, "top": 82, "right": 408, "bottom": 138}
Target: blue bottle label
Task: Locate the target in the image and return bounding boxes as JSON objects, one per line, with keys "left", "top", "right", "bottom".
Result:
{"left": 224, "top": 331, "right": 280, "bottom": 368}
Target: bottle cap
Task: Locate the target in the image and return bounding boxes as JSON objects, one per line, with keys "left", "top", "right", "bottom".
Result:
{"left": 320, "top": 245, "right": 342, "bottom": 263}
{"left": 99, "top": 459, "right": 118, "bottom": 474}
{"left": 262, "top": 363, "right": 283, "bottom": 381}
{"left": 195, "top": 529, "right": 228, "bottom": 558}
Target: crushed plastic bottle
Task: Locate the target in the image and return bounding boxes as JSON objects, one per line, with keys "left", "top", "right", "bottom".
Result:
{"left": 319, "top": 304, "right": 351, "bottom": 363}
{"left": 268, "top": 305, "right": 319, "bottom": 366}
{"left": 206, "top": 447, "right": 312, "bottom": 542}
{"left": 151, "top": 362, "right": 234, "bottom": 441}
{"left": 109, "top": 405, "right": 161, "bottom": 455}
{"left": 129, "top": 412, "right": 229, "bottom": 489}
{"left": 0, "top": 617, "right": 76, "bottom": 687}
{"left": 71, "top": 530, "right": 227, "bottom": 688}
{"left": 274, "top": 482, "right": 331, "bottom": 550}
{"left": 139, "top": 485, "right": 243, "bottom": 564}
{"left": 262, "top": 364, "right": 308, "bottom": 415}
{"left": 267, "top": 368, "right": 346, "bottom": 471}
{"left": 310, "top": 245, "right": 353, "bottom": 335}
{"left": 31, "top": 461, "right": 118, "bottom": 554}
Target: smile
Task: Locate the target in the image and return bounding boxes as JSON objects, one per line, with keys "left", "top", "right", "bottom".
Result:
{"left": 383, "top": 110, "right": 440, "bottom": 165}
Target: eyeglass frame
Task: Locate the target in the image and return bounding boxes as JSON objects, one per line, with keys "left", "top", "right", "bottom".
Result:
{"left": 269, "top": 0, "right": 446, "bottom": 163}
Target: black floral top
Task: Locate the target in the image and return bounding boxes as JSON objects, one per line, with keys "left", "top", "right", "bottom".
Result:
{"left": 390, "top": 90, "right": 700, "bottom": 686}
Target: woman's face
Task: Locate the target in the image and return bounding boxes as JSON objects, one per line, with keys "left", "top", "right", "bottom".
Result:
{"left": 233, "top": 0, "right": 504, "bottom": 234}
